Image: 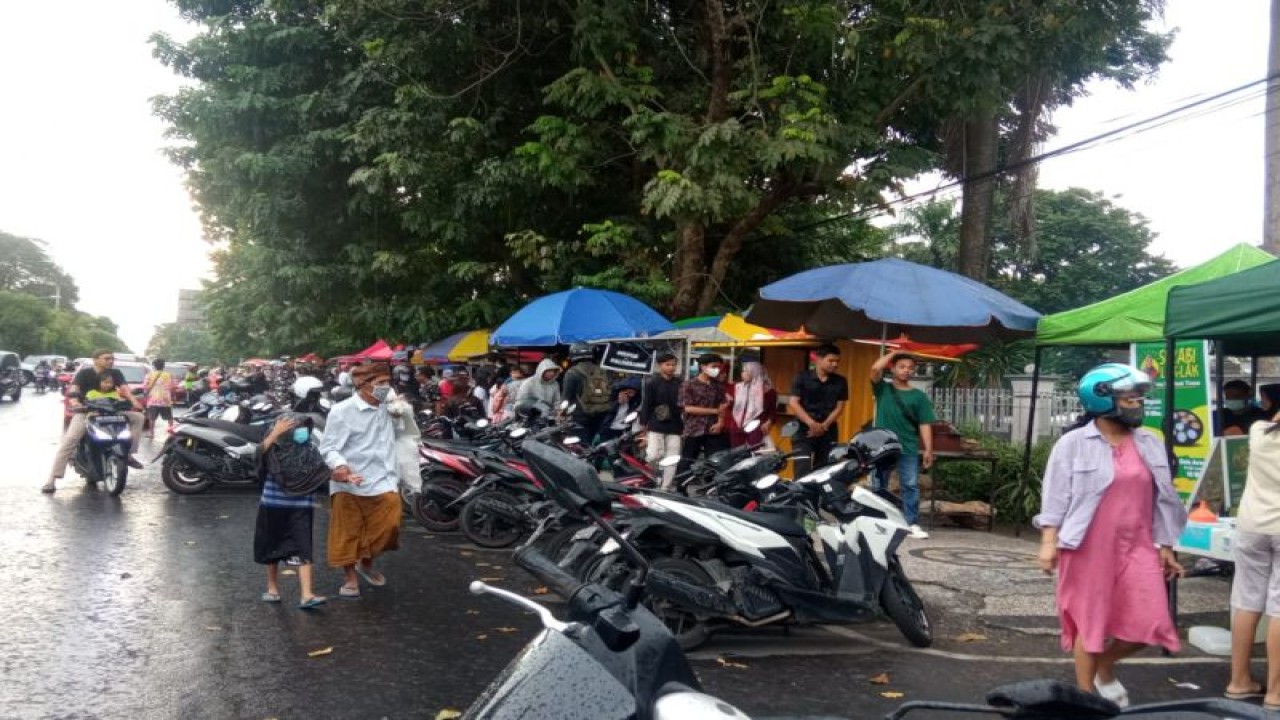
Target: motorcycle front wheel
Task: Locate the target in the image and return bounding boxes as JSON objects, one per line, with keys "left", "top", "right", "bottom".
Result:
{"left": 880, "top": 558, "right": 932, "bottom": 647}
{"left": 459, "top": 490, "right": 525, "bottom": 548}
{"left": 161, "top": 454, "right": 214, "bottom": 494}
{"left": 104, "top": 452, "right": 128, "bottom": 496}
{"left": 411, "top": 475, "right": 466, "bottom": 533}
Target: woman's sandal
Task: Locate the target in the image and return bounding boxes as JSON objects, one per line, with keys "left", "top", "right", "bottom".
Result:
{"left": 261, "top": 592, "right": 281, "bottom": 603}
{"left": 298, "top": 596, "right": 327, "bottom": 610}
{"left": 1223, "top": 684, "right": 1265, "bottom": 700}
{"left": 338, "top": 584, "right": 361, "bottom": 599}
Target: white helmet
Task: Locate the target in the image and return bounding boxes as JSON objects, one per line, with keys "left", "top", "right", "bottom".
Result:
{"left": 292, "top": 375, "right": 324, "bottom": 399}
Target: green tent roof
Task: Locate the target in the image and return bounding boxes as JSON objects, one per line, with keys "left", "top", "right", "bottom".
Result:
{"left": 1166, "top": 259, "right": 1280, "bottom": 356}
{"left": 1035, "top": 243, "right": 1274, "bottom": 346}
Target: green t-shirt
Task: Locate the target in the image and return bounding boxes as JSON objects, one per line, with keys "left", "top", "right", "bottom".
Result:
{"left": 871, "top": 380, "right": 937, "bottom": 456}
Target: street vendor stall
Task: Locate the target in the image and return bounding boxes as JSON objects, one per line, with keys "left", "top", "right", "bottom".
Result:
{"left": 1164, "top": 258, "right": 1280, "bottom": 560}
{"left": 1023, "top": 243, "right": 1275, "bottom": 481}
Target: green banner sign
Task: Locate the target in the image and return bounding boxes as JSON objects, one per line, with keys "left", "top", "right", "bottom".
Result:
{"left": 1132, "top": 341, "right": 1212, "bottom": 502}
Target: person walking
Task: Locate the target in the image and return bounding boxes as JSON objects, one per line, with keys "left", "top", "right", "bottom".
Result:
{"left": 319, "top": 363, "right": 402, "bottom": 600}
{"left": 677, "top": 353, "right": 729, "bottom": 476}
{"left": 1035, "top": 363, "right": 1186, "bottom": 708}
{"left": 787, "top": 344, "right": 848, "bottom": 477}
{"left": 726, "top": 360, "right": 776, "bottom": 448}
{"left": 639, "top": 352, "right": 684, "bottom": 490}
{"left": 143, "top": 358, "right": 177, "bottom": 439}
{"left": 1224, "top": 402, "right": 1280, "bottom": 706}
{"left": 255, "top": 415, "right": 326, "bottom": 609}
{"left": 869, "top": 352, "right": 936, "bottom": 539}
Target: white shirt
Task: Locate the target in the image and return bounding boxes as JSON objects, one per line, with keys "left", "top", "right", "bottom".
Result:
{"left": 320, "top": 393, "right": 398, "bottom": 496}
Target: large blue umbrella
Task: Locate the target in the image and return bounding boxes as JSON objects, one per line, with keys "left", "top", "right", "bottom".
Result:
{"left": 745, "top": 258, "right": 1040, "bottom": 344}
{"left": 492, "top": 288, "right": 675, "bottom": 347}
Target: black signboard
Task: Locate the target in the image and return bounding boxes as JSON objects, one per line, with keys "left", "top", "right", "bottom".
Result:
{"left": 600, "top": 342, "right": 654, "bottom": 375}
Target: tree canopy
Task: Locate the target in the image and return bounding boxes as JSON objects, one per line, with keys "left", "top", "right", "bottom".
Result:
{"left": 0, "top": 231, "right": 128, "bottom": 357}
{"left": 152, "top": 0, "right": 1171, "bottom": 357}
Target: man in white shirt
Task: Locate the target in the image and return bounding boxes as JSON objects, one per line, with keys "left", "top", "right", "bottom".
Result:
{"left": 319, "top": 362, "right": 400, "bottom": 599}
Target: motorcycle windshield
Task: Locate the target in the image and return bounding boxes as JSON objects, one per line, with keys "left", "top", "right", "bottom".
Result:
{"left": 465, "top": 630, "right": 634, "bottom": 720}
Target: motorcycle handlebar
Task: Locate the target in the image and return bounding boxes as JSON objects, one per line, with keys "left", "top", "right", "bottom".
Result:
{"left": 513, "top": 545, "right": 581, "bottom": 600}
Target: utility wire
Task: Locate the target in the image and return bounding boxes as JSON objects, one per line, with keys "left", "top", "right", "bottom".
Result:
{"left": 795, "top": 73, "right": 1280, "bottom": 233}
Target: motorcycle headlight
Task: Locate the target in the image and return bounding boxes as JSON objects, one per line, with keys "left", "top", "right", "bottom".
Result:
{"left": 89, "top": 425, "right": 114, "bottom": 441}
{"left": 118, "top": 429, "right": 131, "bottom": 442}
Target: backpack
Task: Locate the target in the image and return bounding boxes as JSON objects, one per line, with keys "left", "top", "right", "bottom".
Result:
{"left": 265, "top": 438, "right": 330, "bottom": 496}
{"left": 578, "top": 365, "right": 612, "bottom": 415}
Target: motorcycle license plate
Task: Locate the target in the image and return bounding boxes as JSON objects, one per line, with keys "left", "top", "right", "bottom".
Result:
{"left": 96, "top": 415, "right": 125, "bottom": 423}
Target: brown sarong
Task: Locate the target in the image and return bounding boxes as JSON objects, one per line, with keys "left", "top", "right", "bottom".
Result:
{"left": 328, "top": 492, "right": 402, "bottom": 568}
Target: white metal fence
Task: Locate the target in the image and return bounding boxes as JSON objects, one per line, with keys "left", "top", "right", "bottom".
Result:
{"left": 930, "top": 387, "right": 1080, "bottom": 440}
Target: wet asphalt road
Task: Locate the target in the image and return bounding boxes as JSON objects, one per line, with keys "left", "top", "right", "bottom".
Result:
{"left": 0, "top": 392, "right": 1251, "bottom": 719}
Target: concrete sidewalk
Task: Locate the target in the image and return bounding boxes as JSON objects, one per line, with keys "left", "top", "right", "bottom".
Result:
{"left": 896, "top": 525, "right": 1234, "bottom": 655}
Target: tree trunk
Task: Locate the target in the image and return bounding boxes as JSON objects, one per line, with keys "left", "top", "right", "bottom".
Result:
{"left": 957, "top": 113, "right": 998, "bottom": 281}
{"left": 669, "top": 220, "right": 706, "bottom": 319}
{"left": 696, "top": 184, "right": 792, "bottom": 312}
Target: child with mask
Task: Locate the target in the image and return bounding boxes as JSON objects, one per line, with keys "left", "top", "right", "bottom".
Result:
{"left": 254, "top": 415, "right": 326, "bottom": 609}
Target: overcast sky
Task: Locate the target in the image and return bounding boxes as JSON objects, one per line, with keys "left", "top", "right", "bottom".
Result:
{"left": 0, "top": 0, "right": 1271, "bottom": 352}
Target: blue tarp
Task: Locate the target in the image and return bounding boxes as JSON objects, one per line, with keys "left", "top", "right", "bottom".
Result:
{"left": 491, "top": 288, "right": 675, "bottom": 347}
{"left": 746, "top": 258, "right": 1040, "bottom": 344}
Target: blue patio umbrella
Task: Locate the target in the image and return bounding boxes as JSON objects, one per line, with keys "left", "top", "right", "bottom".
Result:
{"left": 491, "top": 288, "right": 675, "bottom": 347}
{"left": 745, "top": 258, "right": 1040, "bottom": 344}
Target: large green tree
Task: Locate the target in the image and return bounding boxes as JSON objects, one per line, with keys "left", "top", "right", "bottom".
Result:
{"left": 146, "top": 322, "right": 222, "bottom": 364}
{"left": 0, "top": 231, "right": 79, "bottom": 307}
{"left": 153, "top": 0, "right": 1172, "bottom": 356}
{"left": 0, "top": 231, "right": 127, "bottom": 356}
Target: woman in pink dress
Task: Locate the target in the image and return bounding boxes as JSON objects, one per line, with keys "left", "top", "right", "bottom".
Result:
{"left": 1034, "top": 363, "right": 1187, "bottom": 707}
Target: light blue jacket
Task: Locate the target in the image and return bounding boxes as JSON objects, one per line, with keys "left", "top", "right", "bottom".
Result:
{"left": 1034, "top": 421, "right": 1187, "bottom": 549}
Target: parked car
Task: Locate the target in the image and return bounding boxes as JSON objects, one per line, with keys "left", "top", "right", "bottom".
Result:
{"left": 0, "top": 351, "right": 23, "bottom": 401}
{"left": 21, "top": 354, "right": 68, "bottom": 384}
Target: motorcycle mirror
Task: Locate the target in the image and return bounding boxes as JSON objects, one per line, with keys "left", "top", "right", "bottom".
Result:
{"left": 623, "top": 410, "right": 639, "bottom": 424}
{"left": 754, "top": 474, "right": 780, "bottom": 490}
{"left": 563, "top": 436, "right": 581, "bottom": 446}
{"left": 475, "top": 419, "right": 490, "bottom": 428}
{"left": 658, "top": 455, "right": 681, "bottom": 468}
{"left": 780, "top": 419, "right": 800, "bottom": 438}
{"left": 510, "top": 427, "right": 529, "bottom": 439}
{"left": 743, "top": 418, "right": 761, "bottom": 434}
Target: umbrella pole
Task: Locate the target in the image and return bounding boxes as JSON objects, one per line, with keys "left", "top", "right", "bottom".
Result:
{"left": 1020, "top": 346, "right": 1043, "bottom": 478}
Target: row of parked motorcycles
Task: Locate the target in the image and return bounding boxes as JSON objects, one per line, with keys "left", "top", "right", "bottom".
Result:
{"left": 407, "top": 400, "right": 933, "bottom": 651}
{"left": 462, "top": 433, "right": 1259, "bottom": 719}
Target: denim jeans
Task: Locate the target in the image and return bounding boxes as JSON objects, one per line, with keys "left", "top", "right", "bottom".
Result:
{"left": 874, "top": 453, "right": 921, "bottom": 526}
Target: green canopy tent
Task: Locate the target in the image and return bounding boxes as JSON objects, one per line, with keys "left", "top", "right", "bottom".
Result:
{"left": 1163, "top": 259, "right": 1280, "bottom": 460}
{"left": 1037, "top": 243, "right": 1274, "bottom": 346}
{"left": 1019, "top": 243, "right": 1274, "bottom": 475}
{"left": 1166, "top": 259, "right": 1280, "bottom": 357}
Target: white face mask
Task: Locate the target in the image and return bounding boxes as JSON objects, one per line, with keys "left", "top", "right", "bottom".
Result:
{"left": 1224, "top": 399, "right": 1247, "bottom": 412}
{"left": 371, "top": 385, "right": 392, "bottom": 403}
{"left": 705, "top": 366, "right": 721, "bottom": 379}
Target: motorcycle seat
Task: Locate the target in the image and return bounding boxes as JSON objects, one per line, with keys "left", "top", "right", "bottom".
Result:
{"left": 702, "top": 501, "right": 808, "bottom": 537}
{"left": 182, "top": 417, "right": 268, "bottom": 442}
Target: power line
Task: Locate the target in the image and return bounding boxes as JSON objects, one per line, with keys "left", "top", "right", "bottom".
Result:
{"left": 796, "top": 73, "right": 1279, "bottom": 233}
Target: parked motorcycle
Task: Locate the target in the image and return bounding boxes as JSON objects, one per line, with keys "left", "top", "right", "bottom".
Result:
{"left": 157, "top": 382, "right": 327, "bottom": 495}
{"left": 563, "top": 428, "right": 933, "bottom": 650}
{"left": 72, "top": 398, "right": 134, "bottom": 495}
